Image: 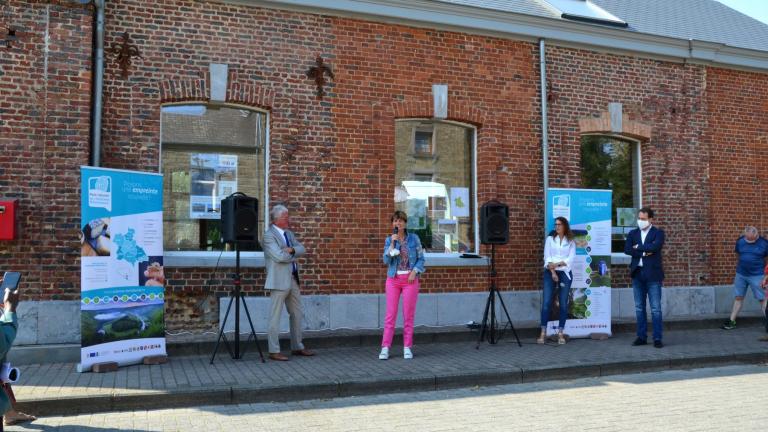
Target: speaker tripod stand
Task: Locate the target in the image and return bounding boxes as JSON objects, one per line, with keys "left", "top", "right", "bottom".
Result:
{"left": 476, "top": 244, "right": 522, "bottom": 348}
{"left": 210, "top": 242, "right": 265, "bottom": 364}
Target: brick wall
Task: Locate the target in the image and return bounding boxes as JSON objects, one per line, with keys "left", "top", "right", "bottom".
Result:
{"left": 545, "top": 47, "right": 711, "bottom": 287}
{"left": 706, "top": 67, "right": 768, "bottom": 284}
{"left": 0, "top": 1, "right": 92, "bottom": 301}
{"left": 3, "top": 0, "right": 768, "bottom": 331}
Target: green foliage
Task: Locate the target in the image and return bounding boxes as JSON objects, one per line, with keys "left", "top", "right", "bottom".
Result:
{"left": 80, "top": 306, "right": 166, "bottom": 348}
{"left": 569, "top": 291, "right": 589, "bottom": 319}
{"left": 111, "top": 316, "right": 141, "bottom": 332}
{"left": 580, "top": 135, "right": 634, "bottom": 223}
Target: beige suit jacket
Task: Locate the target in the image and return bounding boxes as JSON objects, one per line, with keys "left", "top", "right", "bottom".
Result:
{"left": 263, "top": 225, "right": 306, "bottom": 290}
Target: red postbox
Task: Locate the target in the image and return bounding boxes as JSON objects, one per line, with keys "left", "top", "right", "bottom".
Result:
{"left": 0, "top": 199, "right": 18, "bottom": 240}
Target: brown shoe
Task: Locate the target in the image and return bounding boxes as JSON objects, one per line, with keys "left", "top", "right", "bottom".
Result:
{"left": 291, "top": 349, "right": 315, "bottom": 357}
{"left": 759, "top": 335, "right": 768, "bottom": 342}
{"left": 268, "top": 353, "right": 289, "bottom": 361}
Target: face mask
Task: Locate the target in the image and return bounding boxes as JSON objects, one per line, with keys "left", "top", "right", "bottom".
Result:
{"left": 637, "top": 219, "right": 650, "bottom": 230}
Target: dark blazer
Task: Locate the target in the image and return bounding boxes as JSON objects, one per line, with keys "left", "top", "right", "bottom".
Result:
{"left": 624, "top": 225, "right": 665, "bottom": 282}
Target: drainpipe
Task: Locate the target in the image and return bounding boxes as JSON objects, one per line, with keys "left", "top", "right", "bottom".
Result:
{"left": 539, "top": 38, "right": 549, "bottom": 235}
{"left": 90, "top": 0, "right": 105, "bottom": 167}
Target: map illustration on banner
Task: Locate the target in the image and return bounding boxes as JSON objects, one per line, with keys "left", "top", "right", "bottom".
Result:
{"left": 80, "top": 166, "right": 166, "bottom": 372}
{"left": 545, "top": 188, "right": 612, "bottom": 338}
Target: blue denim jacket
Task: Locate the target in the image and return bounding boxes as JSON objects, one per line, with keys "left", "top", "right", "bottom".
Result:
{"left": 382, "top": 232, "right": 426, "bottom": 277}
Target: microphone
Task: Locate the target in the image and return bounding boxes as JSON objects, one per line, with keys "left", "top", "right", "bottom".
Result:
{"left": 390, "top": 227, "right": 401, "bottom": 256}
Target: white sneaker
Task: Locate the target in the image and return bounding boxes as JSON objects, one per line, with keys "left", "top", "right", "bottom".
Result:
{"left": 378, "top": 347, "right": 389, "bottom": 360}
{"left": 403, "top": 347, "right": 413, "bottom": 360}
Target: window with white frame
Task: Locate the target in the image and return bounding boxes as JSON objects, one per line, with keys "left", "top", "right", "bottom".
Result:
{"left": 580, "top": 135, "right": 641, "bottom": 253}
{"left": 160, "top": 104, "right": 267, "bottom": 252}
{"left": 395, "top": 120, "right": 476, "bottom": 254}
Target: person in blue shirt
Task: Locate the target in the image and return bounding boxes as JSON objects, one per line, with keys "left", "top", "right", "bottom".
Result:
{"left": 721, "top": 226, "right": 768, "bottom": 330}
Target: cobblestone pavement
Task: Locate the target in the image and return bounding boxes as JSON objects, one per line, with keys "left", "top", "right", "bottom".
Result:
{"left": 8, "top": 363, "right": 765, "bottom": 431}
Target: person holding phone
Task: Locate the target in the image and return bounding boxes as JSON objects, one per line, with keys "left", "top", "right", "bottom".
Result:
{"left": 379, "top": 211, "right": 425, "bottom": 360}
{"left": 0, "top": 273, "right": 29, "bottom": 425}
{"left": 538, "top": 217, "right": 576, "bottom": 345}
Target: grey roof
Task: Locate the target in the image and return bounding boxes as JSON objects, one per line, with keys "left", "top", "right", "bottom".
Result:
{"left": 434, "top": 0, "right": 768, "bottom": 52}
{"left": 593, "top": 0, "right": 768, "bottom": 52}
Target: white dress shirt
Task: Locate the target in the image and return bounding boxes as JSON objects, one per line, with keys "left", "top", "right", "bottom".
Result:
{"left": 638, "top": 224, "right": 651, "bottom": 267}
{"left": 543, "top": 235, "right": 576, "bottom": 278}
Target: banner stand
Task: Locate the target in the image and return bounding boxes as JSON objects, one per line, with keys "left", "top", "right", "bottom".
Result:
{"left": 545, "top": 188, "right": 612, "bottom": 338}
{"left": 79, "top": 167, "right": 167, "bottom": 373}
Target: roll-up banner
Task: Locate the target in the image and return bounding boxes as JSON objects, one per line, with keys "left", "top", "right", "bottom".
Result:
{"left": 545, "top": 188, "right": 612, "bottom": 338}
{"left": 79, "top": 167, "right": 166, "bottom": 372}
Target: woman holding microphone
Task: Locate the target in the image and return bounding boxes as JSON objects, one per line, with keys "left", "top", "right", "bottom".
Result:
{"left": 538, "top": 216, "right": 576, "bottom": 345}
{"left": 379, "top": 210, "right": 425, "bottom": 360}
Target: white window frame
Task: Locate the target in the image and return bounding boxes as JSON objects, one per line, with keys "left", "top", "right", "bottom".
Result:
{"left": 397, "top": 119, "right": 484, "bottom": 267}
{"left": 581, "top": 133, "right": 642, "bottom": 265}
{"left": 160, "top": 102, "right": 270, "bottom": 268}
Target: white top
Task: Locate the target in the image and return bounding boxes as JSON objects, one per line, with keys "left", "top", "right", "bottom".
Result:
{"left": 273, "top": 225, "right": 286, "bottom": 237}
{"left": 638, "top": 224, "right": 651, "bottom": 267}
{"left": 543, "top": 235, "right": 576, "bottom": 276}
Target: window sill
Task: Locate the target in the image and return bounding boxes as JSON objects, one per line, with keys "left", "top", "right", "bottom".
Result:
{"left": 164, "top": 251, "right": 265, "bottom": 268}
{"left": 611, "top": 253, "right": 630, "bottom": 265}
{"left": 425, "top": 254, "right": 490, "bottom": 267}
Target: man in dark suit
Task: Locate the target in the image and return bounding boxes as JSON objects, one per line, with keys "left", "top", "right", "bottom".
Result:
{"left": 624, "top": 207, "right": 665, "bottom": 348}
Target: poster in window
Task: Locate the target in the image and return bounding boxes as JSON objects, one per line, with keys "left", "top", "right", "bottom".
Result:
{"left": 437, "top": 219, "right": 457, "bottom": 235}
{"left": 406, "top": 199, "right": 426, "bottom": 229}
{"left": 189, "top": 154, "right": 238, "bottom": 219}
{"left": 616, "top": 208, "right": 636, "bottom": 227}
{"left": 449, "top": 187, "right": 470, "bottom": 218}
{"left": 218, "top": 181, "right": 237, "bottom": 199}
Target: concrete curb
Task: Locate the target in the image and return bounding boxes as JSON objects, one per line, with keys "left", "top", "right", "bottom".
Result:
{"left": 15, "top": 349, "right": 768, "bottom": 416}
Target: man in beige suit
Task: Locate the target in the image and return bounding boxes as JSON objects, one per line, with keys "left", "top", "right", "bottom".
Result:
{"left": 263, "top": 205, "right": 314, "bottom": 361}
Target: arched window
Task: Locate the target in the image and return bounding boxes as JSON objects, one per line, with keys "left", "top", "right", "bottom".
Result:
{"left": 394, "top": 120, "right": 476, "bottom": 254}
{"left": 160, "top": 104, "right": 268, "bottom": 252}
{"left": 580, "top": 135, "right": 641, "bottom": 253}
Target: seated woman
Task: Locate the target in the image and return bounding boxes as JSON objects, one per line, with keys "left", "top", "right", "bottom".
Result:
{"left": 538, "top": 216, "right": 575, "bottom": 345}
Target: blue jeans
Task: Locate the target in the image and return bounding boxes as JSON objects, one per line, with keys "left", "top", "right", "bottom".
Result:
{"left": 632, "top": 272, "right": 663, "bottom": 341}
{"left": 541, "top": 270, "right": 572, "bottom": 330}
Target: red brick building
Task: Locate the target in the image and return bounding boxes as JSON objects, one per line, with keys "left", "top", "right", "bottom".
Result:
{"left": 1, "top": 0, "right": 767, "bottom": 345}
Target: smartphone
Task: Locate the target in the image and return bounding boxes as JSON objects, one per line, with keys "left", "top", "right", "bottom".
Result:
{"left": 0, "top": 272, "right": 21, "bottom": 291}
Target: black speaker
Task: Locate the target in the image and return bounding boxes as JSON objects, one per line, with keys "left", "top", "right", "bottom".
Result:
{"left": 221, "top": 193, "right": 259, "bottom": 245}
{"left": 480, "top": 201, "right": 509, "bottom": 245}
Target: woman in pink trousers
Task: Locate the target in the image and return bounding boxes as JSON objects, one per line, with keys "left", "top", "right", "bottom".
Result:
{"left": 379, "top": 211, "right": 425, "bottom": 360}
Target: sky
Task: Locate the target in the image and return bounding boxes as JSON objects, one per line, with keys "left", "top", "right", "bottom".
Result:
{"left": 716, "top": 0, "right": 768, "bottom": 25}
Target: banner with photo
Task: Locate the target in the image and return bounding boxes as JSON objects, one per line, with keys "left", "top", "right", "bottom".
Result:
{"left": 80, "top": 167, "right": 166, "bottom": 371}
{"left": 545, "top": 188, "right": 612, "bottom": 338}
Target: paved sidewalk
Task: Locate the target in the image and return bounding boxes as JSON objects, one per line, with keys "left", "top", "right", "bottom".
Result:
{"left": 12, "top": 324, "right": 768, "bottom": 416}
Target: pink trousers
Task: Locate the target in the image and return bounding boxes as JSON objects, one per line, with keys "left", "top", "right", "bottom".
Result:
{"left": 381, "top": 273, "right": 420, "bottom": 348}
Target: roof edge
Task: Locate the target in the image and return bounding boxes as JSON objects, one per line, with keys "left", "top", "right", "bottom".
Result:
{"left": 216, "top": 0, "right": 768, "bottom": 71}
